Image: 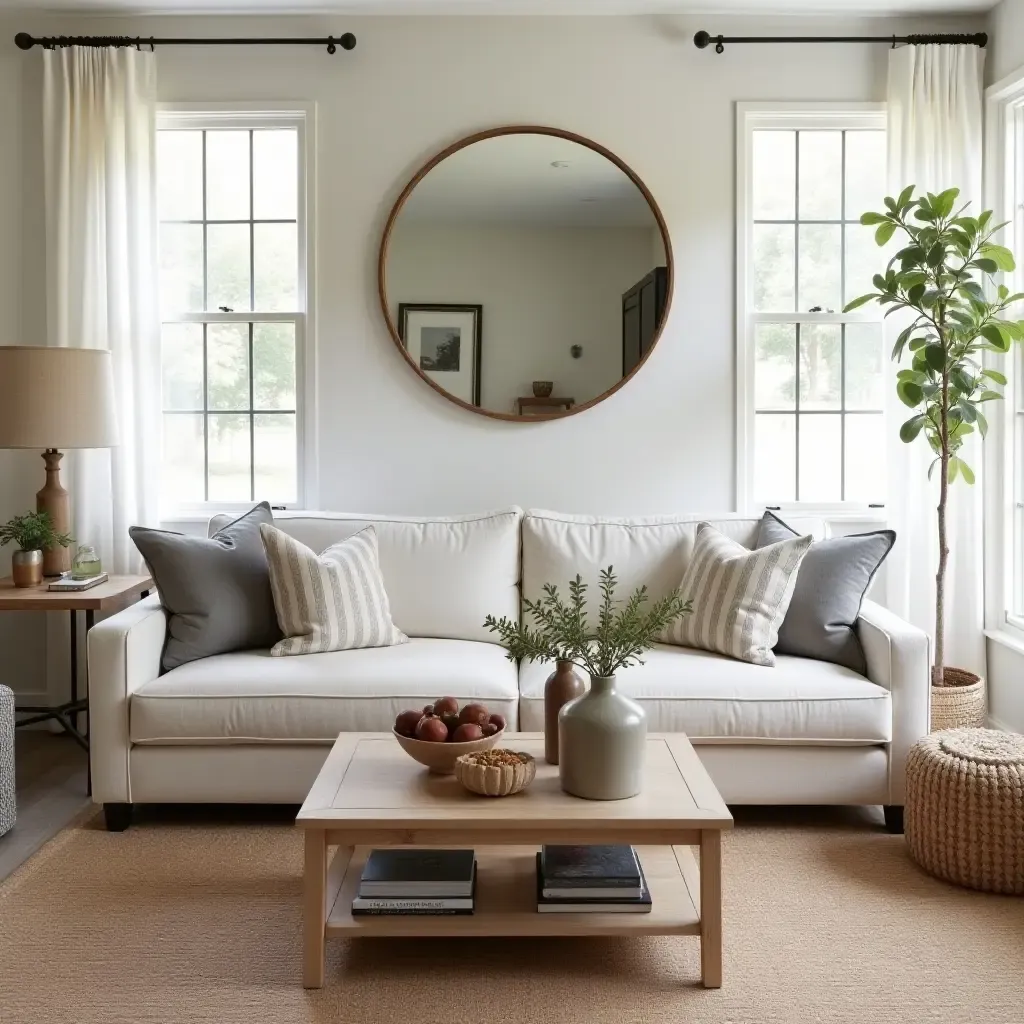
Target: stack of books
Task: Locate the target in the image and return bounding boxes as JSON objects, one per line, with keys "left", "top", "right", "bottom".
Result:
{"left": 351, "top": 849, "right": 477, "bottom": 916}
{"left": 48, "top": 572, "right": 109, "bottom": 592}
{"left": 536, "top": 844, "right": 651, "bottom": 914}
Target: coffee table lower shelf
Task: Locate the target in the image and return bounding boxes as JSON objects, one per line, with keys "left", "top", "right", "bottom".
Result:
{"left": 325, "top": 845, "right": 701, "bottom": 938}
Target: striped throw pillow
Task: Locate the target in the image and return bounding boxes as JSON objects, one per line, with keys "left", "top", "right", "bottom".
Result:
{"left": 662, "top": 523, "right": 812, "bottom": 667}
{"left": 260, "top": 524, "right": 408, "bottom": 657}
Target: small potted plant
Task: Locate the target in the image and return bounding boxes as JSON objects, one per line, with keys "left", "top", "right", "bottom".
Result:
{"left": 485, "top": 568, "right": 689, "bottom": 800}
{"left": 0, "top": 511, "right": 73, "bottom": 587}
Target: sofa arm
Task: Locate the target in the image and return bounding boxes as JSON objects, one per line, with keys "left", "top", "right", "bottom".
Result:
{"left": 856, "top": 599, "right": 931, "bottom": 804}
{"left": 87, "top": 595, "right": 166, "bottom": 804}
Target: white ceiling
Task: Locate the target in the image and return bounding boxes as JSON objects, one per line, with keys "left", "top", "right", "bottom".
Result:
{"left": 0, "top": 0, "right": 996, "bottom": 15}
{"left": 397, "top": 133, "right": 658, "bottom": 228}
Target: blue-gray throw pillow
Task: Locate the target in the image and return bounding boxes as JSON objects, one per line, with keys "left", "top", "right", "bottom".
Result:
{"left": 755, "top": 511, "right": 895, "bottom": 675}
{"left": 129, "top": 502, "right": 282, "bottom": 672}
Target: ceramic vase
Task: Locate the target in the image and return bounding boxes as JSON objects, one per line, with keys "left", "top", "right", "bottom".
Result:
{"left": 558, "top": 674, "right": 646, "bottom": 800}
{"left": 543, "top": 659, "right": 586, "bottom": 764}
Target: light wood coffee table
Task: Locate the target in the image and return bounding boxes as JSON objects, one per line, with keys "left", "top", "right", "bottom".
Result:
{"left": 296, "top": 732, "right": 732, "bottom": 989}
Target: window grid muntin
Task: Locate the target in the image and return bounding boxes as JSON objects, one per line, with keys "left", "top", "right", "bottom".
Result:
{"left": 159, "top": 119, "right": 302, "bottom": 507}
{"left": 754, "top": 321, "right": 884, "bottom": 502}
{"left": 749, "top": 122, "right": 885, "bottom": 506}
{"left": 161, "top": 320, "right": 297, "bottom": 503}
{"left": 752, "top": 128, "right": 874, "bottom": 313}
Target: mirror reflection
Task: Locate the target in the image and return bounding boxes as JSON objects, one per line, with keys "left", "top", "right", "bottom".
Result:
{"left": 383, "top": 130, "right": 670, "bottom": 417}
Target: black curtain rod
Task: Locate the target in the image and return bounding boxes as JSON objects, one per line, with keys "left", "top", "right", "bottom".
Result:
{"left": 14, "top": 31, "right": 356, "bottom": 54}
{"left": 693, "top": 30, "right": 987, "bottom": 54}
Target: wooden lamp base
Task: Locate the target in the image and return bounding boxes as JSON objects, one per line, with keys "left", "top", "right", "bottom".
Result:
{"left": 36, "top": 448, "right": 71, "bottom": 576}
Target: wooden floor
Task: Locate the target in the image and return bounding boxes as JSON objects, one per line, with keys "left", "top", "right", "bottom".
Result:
{"left": 0, "top": 732, "right": 90, "bottom": 884}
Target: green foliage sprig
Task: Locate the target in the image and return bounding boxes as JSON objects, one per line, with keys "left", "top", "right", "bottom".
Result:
{"left": 484, "top": 567, "right": 690, "bottom": 678}
{"left": 844, "top": 186, "right": 1023, "bottom": 684}
{"left": 0, "top": 511, "right": 73, "bottom": 552}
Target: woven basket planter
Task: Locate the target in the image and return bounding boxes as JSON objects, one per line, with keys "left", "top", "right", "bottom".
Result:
{"left": 930, "top": 667, "right": 986, "bottom": 731}
{"left": 905, "top": 728, "right": 1024, "bottom": 894}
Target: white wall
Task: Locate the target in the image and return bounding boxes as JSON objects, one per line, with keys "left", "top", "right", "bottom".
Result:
{"left": 0, "top": 11, "right": 982, "bottom": 698}
{"left": 986, "top": 0, "right": 1024, "bottom": 85}
{"left": 388, "top": 222, "right": 655, "bottom": 413}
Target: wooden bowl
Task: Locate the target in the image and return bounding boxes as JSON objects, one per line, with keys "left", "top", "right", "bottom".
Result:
{"left": 392, "top": 727, "right": 506, "bottom": 774}
{"left": 455, "top": 750, "right": 537, "bottom": 796}
{"left": 532, "top": 380, "right": 554, "bottom": 398}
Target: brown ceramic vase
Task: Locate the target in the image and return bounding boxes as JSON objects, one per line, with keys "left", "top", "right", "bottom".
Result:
{"left": 543, "top": 659, "right": 586, "bottom": 764}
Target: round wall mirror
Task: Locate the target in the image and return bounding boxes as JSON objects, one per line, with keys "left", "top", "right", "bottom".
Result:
{"left": 379, "top": 126, "right": 673, "bottom": 420}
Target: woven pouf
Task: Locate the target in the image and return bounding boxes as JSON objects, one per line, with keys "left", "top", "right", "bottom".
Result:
{"left": 905, "top": 728, "right": 1024, "bottom": 894}
{"left": 0, "top": 684, "right": 14, "bottom": 838}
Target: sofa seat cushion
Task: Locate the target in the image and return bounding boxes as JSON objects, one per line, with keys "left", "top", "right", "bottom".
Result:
{"left": 130, "top": 638, "right": 518, "bottom": 744}
{"left": 518, "top": 644, "right": 891, "bottom": 745}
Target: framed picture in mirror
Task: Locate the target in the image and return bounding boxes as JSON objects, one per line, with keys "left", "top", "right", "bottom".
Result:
{"left": 398, "top": 303, "right": 482, "bottom": 407}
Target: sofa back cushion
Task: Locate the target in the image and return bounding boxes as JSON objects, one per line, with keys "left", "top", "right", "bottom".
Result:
{"left": 521, "top": 510, "right": 825, "bottom": 608}
{"left": 210, "top": 508, "right": 522, "bottom": 643}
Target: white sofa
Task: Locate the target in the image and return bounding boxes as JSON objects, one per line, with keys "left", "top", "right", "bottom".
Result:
{"left": 88, "top": 507, "right": 930, "bottom": 831}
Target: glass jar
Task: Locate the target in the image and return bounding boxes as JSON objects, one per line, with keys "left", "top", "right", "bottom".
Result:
{"left": 71, "top": 544, "right": 102, "bottom": 580}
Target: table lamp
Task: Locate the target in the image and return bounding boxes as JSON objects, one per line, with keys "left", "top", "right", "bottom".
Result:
{"left": 0, "top": 346, "right": 118, "bottom": 576}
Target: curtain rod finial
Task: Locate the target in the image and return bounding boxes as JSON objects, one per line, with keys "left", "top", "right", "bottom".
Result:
{"left": 14, "top": 32, "right": 34, "bottom": 50}
{"left": 693, "top": 30, "right": 710, "bottom": 49}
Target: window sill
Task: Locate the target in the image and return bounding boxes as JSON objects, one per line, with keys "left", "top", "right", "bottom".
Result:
{"left": 985, "top": 627, "right": 1024, "bottom": 659}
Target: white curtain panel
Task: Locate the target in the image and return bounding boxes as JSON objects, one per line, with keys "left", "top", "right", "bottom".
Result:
{"left": 886, "top": 43, "right": 985, "bottom": 675}
{"left": 43, "top": 46, "right": 160, "bottom": 574}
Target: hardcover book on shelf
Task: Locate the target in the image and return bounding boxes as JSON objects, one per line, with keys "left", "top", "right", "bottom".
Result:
{"left": 358, "top": 849, "right": 476, "bottom": 898}
{"left": 539, "top": 845, "right": 641, "bottom": 890}
{"left": 353, "top": 865, "right": 477, "bottom": 916}
{"left": 535, "top": 854, "right": 651, "bottom": 914}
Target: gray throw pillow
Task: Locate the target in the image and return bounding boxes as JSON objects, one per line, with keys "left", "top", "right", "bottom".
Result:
{"left": 129, "top": 502, "right": 282, "bottom": 672}
{"left": 755, "top": 512, "right": 895, "bottom": 675}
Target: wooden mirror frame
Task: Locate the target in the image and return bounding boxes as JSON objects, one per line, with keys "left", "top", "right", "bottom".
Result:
{"left": 378, "top": 125, "right": 674, "bottom": 422}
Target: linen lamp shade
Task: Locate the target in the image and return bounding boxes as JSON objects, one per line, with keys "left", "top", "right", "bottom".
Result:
{"left": 0, "top": 346, "right": 118, "bottom": 576}
{"left": 0, "top": 347, "right": 118, "bottom": 449}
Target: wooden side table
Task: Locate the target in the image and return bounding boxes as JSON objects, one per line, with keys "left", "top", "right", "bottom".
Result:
{"left": 0, "top": 575, "right": 153, "bottom": 755}
{"left": 515, "top": 396, "right": 575, "bottom": 416}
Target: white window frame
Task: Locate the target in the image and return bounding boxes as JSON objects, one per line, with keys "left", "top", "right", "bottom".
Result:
{"left": 736, "top": 102, "right": 887, "bottom": 517}
{"left": 983, "top": 73, "right": 1024, "bottom": 640}
{"left": 156, "top": 102, "right": 317, "bottom": 516}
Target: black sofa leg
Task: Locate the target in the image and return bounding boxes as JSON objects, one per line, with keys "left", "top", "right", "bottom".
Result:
{"left": 883, "top": 805, "right": 904, "bottom": 834}
{"left": 104, "top": 803, "right": 133, "bottom": 832}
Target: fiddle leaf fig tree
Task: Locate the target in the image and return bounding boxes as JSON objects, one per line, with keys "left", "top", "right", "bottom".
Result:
{"left": 844, "top": 186, "right": 1024, "bottom": 687}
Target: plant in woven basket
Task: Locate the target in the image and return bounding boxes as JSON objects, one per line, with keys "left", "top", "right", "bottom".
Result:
{"left": 0, "top": 510, "right": 72, "bottom": 553}
{"left": 845, "top": 187, "right": 1023, "bottom": 688}
{"left": 483, "top": 566, "right": 690, "bottom": 677}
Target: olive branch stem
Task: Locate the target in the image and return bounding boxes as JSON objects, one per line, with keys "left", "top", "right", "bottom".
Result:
{"left": 483, "top": 566, "right": 690, "bottom": 678}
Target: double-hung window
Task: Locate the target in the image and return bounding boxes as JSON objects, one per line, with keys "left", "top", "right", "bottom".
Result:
{"left": 987, "top": 78, "right": 1024, "bottom": 629}
{"left": 737, "top": 104, "right": 887, "bottom": 511}
{"left": 157, "top": 108, "right": 311, "bottom": 512}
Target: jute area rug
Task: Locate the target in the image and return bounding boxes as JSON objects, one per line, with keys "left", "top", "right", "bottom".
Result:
{"left": 1, "top": 807, "right": 1021, "bottom": 1024}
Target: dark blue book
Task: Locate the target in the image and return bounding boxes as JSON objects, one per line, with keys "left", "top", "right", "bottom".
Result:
{"left": 539, "top": 845, "right": 641, "bottom": 890}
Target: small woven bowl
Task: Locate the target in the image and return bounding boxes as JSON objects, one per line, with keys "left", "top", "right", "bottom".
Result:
{"left": 532, "top": 380, "right": 554, "bottom": 398}
{"left": 392, "top": 727, "right": 505, "bottom": 774}
{"left": 455, "top": 750, "right": 537, "bottom": 796}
